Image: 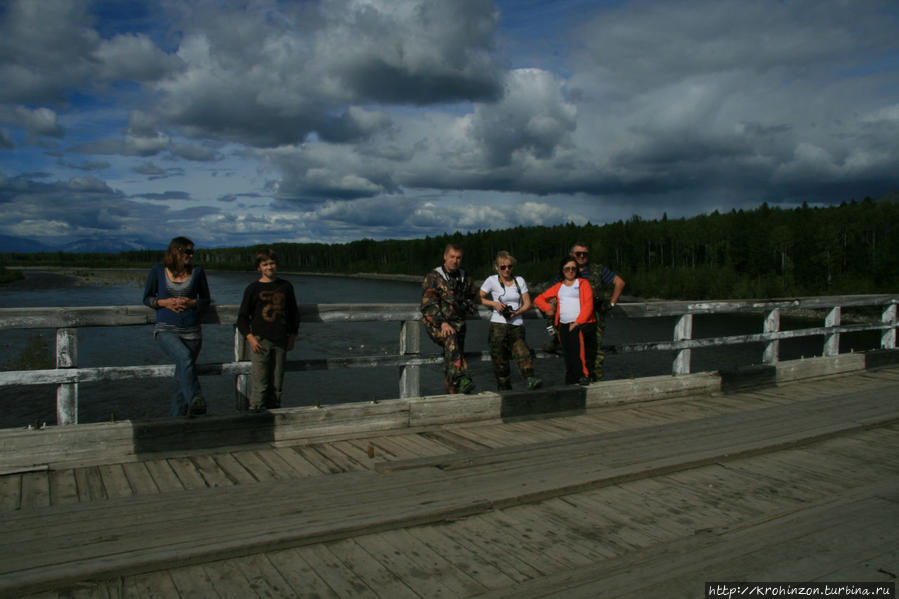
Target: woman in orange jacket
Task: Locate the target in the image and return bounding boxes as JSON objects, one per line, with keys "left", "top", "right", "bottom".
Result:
{"left": 534, "top": 256, "right": 596, "bottom": 386}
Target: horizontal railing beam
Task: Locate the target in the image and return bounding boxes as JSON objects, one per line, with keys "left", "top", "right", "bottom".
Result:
{"left": 2, "top": 294, "right": 896, "bottom": 329}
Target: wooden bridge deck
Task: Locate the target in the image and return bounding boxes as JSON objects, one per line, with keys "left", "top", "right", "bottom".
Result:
{"left": 2, "top": 366, "right": 898, "bottom": 598}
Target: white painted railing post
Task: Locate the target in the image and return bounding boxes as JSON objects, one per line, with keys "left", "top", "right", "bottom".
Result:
{"left": 234, "top": 327, "right": 249, "bottom": 411}
{"left": 882, "top": 303, "right": 897, "bottom": 349}
{"left": 56, "top": 328, "right": 78, "bottom": 425}
{"left": 673, "top": 313, "right": 693, "bottom": 375}
{"left": 399, "top": 319, "right": 421, "bottom": 398}
{"left": 762, "top": 308, "right": 780, "bottom": 364}
{"left": 824, "top": 306, "right": 841, "bottom": 357}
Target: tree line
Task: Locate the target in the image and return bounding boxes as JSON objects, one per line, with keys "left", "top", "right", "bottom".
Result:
{"left": 2, "top": 198, "right": 896, "bottom": 300}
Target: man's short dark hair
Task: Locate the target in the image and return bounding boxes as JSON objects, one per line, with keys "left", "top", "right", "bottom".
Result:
{"left": 444, "top": 243, "right": 463, "bottom": 254}
{"left": 570, "top": 241, "right": 589, "bottom": 254}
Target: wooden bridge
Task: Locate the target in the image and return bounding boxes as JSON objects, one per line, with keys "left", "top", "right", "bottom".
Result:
{"left": 2, "top": 353, "right": 898, "bottom": 598}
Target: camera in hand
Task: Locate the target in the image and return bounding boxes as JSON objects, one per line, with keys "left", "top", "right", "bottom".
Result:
{"left": 500, "top": 305, "right": 514, "bottom": 320}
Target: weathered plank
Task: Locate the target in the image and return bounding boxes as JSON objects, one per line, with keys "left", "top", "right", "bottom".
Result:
{"left": 325, "top": 538, "right": 420, "bottom": 599}
{"left": 266, "top": 547, "right": 340, "bottom": 599}
{"left": 469, "top": 480, "right": 899, "bottom": 599}
{"left": 2, "top": 374, "right": 898, "bottom": 597}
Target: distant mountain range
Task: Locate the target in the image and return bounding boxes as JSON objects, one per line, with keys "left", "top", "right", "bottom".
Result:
{"left": 0, "top": 235, "right": 164, "bottom": 253}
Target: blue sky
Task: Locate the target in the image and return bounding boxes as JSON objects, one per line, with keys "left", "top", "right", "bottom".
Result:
{"left": 1, "top": 0, "right": 898, "bottom": 250}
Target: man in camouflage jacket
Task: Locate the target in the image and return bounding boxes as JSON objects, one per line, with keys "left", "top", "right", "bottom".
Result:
{"left": 421, "top": 244, "right": 478, "bottom": 394}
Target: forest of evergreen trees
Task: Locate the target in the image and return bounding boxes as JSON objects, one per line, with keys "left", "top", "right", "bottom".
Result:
{"left": 2, "top": 198, "right": 896, "bottom": 300}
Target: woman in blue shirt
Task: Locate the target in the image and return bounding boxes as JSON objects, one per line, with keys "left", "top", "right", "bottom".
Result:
{"left": 142, "top": 236, "right": 211, "bottom": 417}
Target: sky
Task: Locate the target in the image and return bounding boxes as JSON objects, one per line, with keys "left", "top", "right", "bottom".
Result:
{"left": 1, "top": 0, "right": 898, "bottom": 250}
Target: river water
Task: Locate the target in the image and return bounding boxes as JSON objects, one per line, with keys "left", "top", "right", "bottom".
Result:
{"left": 0, "top": 269, "right": 881, "bottom": 428}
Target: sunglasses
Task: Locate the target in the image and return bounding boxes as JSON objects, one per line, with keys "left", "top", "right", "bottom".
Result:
{"left": 180, "top": 248, "right": 195, "bottom": 255}
{"left": 574, "top": 251, "right": 589, "bottom": 257}
{"left": 498, "top": 265, "right": 513, "bottom": 271}
{"left": 563, "top": 266, "right": 578, "bottom": 272}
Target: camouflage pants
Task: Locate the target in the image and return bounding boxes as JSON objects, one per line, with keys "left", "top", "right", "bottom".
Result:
{"left": 424, "top": 321, "right": 469, "bottom": 393}
{"left": 542, "top": 310, "right": 606, "bottom": 380}
{"left": 488, "top": 323, "right": 535, "bottom": 390}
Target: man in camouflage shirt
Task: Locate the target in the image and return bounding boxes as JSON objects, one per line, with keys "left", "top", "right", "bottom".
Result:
{"left": 421, "top": 244, "right": 478, "bottom": 394}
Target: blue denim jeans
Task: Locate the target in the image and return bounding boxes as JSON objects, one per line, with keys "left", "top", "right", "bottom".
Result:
{"left": 155, "top": 331, "right": 203, "bottom": 417}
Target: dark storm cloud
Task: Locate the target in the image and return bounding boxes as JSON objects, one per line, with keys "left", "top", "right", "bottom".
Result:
{"left": 146, "top": 0, "right": 503, "bottom": 148}
{"left": 169, "top": 143, "right": 220, "bottom": 162}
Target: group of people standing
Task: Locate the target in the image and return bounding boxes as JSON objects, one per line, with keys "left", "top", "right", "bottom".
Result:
{"left": 143, "top": 236, "right": 625, "bottom": 418}
{"left": 421, "top": 242, "right": 625, "bottom": 394}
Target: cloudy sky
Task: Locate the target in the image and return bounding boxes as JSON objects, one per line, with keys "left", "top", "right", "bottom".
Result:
{"left": 1, "top": 0, "right": 898, "bottom": 250}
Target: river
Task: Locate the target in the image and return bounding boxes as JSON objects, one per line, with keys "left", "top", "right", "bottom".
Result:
{"left": 0, "top": 269, "right": 881, "bottom": 429}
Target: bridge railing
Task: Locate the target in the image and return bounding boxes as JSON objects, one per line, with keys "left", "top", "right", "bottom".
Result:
{"left": 0, "top": 294, "right": 896, "bottom": 425}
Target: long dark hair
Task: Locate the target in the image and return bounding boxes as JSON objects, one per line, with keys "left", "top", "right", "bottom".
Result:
{"left": 163, "top": 236, "right": 194, "bottom": 274}
{"left": 558, "top": 255, "right": 578, "bottom": 280}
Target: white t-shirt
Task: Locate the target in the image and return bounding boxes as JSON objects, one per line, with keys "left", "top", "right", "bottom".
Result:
{"left": 558, "top": 279, "right": 582, "bottom": 324}
{"left": 480, "top": 274, "right": 528, "bottom": 326}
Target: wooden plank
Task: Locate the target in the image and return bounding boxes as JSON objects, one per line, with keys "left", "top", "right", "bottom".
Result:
{"left": 166, "top": 457, "right": 208, "bottom": 490}
{"left": 254, "top": 449, "right": 304, "bottom": 479}
{"left": 501, "top": 420, "right": 573, "bottom": 440}
{"left": 298, "top": 544, "right": 380, "bottom": 598}
{"left": 190, "top": 454, "right": 235, "bottom": 489}
{"left": 448, "top": 426, "right": 519, "bottom": 449}
{"left": 268, "top": 447, "right": 323, "bottom": 478}
{"left": 294, "top": 446, "right": 345, "bottom": 474}
{"left": 429, "top": 517, "right": 541, "bottom": 584}
{"left": 0, "top": 473, "right": 20, "bottom": 511}
{"left": 552, "top": 490, "right": 678, "bottom": 551}
{"left": 211, "top": 453, "right": 257, "bottom": 485}
{"left": 230, "top": 451, "right": 280, "bottom": 482}
{"left": 128, "top": 570, "right": 179, "bottom": 599}
{"left": 450, "top": 514, "right": 570, "bottom": 577}
{"left": 98, "top": 465, "right": 134, "bottom": 499}
{"left": 357, "top": 435, "right": 428, "bottom": 460}
{"left": 121, "top": 462, "right": 159, "bottom": 496}
{"left": 492, "top": 503, "right": 615, "bottom": 564}
{"left": 590, "top": 483, "right": 700, "bottom": 540}
{"left": 327, "top": 441, "right": 383, "bottom": 470}
{"left": 338, "top": 438, "right": 391, "bottom": 467}
{"left": 662, "top": 466, "right": 786, "bottom": 518}
{"left": 814, "top": 431, "right": 899, "bottom": 470}
{"left": 405, "top": 525, "right": 519, "bottom": 590}
{"left": 168, "top": 563, "right": 222, "bottom": 598}
{"left": 266, "top": 547, "right": 340, "bottom": 599}
{"left": 200, "top": 559, "right": 258, "bottom": 599}
{"left": 819, "top": 547, "right": 899, "bottom": 581}
{"left": 418, "top": 430, "right": 491, "bottom": 453}
{"left": 234, "top": 553, "right": 297, "bottom": 599}
{"left": 383, "top": 433, "right": 454, "bottom": 457}
{"left": 19, "top": 471, "right": 50, "bottom": 510}
{"left": 48, "top": 468, "right": 81, "bottom": 507}
{"left": 355, "top": 529, "right": 487, "bottom": 598}
{"left": 74, "top": 467, "right": 107, "bottom": 501}
{"left": 325, "top": 538, "right": 421, "bottom": 599}
{"left": 308, "top": 442, "right": 368, "bottom": 473}
{"left": 142, "top": 459, "right": 184, "bottom": 493}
